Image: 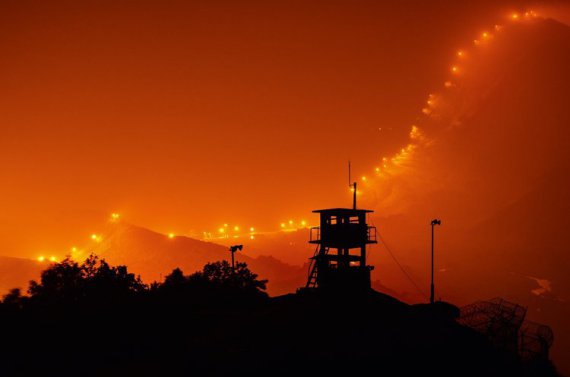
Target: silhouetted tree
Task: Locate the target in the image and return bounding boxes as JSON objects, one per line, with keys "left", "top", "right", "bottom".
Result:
{"left": 27, "top": 255, "right": 145, "bottom": 307}
{"left": 28, "top": 257, "right": 84, "bottom": 304}
{"left": 1, "top": 288, "right": 26, "bottom": 310}
{"left": 0, "top": 255, "right": 559, "bottom": 377}
{"left": 83, "top": 255, "right": 146, "bottom": 300}
{"left": 163, "top": 267, "right": 186, "bottom": 287}
{"left": 189, "top": 260, "right": 267, "bottom": 292}
{"left": 155, "top": 261, "right": 268, "bottom": 307}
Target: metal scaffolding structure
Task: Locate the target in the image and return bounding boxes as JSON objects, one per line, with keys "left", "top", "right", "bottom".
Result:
{"left": 458, "top": 298, "right": 553, "bottom": 362}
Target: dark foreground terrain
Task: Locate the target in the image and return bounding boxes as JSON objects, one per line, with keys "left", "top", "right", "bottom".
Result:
{"left": 0, "top": 257, "right": 558, "bottom": 376}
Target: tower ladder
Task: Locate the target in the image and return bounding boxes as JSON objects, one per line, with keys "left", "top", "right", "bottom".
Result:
{"left": 306, "top": 245, "right": 329, "bottom": 288}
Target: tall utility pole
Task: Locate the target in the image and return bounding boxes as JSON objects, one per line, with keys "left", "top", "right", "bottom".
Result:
{"left": 430, "top": 219, "right": 441, "bottom": 304}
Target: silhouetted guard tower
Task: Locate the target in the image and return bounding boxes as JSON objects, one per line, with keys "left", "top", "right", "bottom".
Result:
{"left": 306, "top": 179, "right": 377, "bottom": 290}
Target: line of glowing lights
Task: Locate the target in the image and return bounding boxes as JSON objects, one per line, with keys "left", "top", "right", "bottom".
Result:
{"left": 37, "top": 255, "right": 58, "bottom": 262}
{"left": 38, "top": 212, "right": 314, "bottom": 260}
{"left": 354, "top": 9, "right": 542, "bottom": 197}
{"left": 36, "top": 10, "right": 543, "bottom": 263}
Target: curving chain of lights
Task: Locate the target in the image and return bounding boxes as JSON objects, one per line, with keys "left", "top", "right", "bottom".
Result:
{"left": 37, "top": 10, "right": 545, "bottom": 263}
{"left": 356, "top": 10, "right": 542, "bottom": 194}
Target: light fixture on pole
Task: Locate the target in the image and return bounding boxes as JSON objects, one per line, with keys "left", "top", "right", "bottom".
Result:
{"left": 229, "top": 245, "right": 243, "bottom": 272}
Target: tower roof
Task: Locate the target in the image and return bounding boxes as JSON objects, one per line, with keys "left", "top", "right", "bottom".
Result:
{"left": 312, "top": 207, "right": 374, "bottom": 214}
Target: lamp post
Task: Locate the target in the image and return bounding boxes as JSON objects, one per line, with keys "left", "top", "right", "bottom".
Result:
{"left": 229, "top": 245, "right": 243, "bottom": 273}
{"left": 430, "top": 219, "right": 441, "bottom": 304}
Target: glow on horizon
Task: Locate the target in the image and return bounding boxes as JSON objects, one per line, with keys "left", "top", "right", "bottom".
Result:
{"left": 27, "top": 8, "right": 545, "bottom": 250}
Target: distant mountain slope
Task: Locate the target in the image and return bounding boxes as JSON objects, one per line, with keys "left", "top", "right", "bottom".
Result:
{"left": 362, "top": 18, "right": 570, "bottom": 374}
{"left": 0, "top": 223, "right": 307, "bottom": 297}
{"left": 86, "top": 222, "right": 306, "bottom": 296}
{"left": 0, "top": 256, "right": 43, "bottom": 295}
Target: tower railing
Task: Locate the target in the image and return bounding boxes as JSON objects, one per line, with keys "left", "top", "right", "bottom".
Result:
{"left": 310, "top": 225, "right": 377, "bottom": 243}
{"left": 367, "top": 226, "right": 377, "bottom": 243}
{"left": 309, "top": 227, "right": 321, "bottom": 243}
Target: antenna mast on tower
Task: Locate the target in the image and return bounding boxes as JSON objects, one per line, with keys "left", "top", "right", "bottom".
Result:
{"left": 349, "top": 161, "right": 357, "bottom": 209}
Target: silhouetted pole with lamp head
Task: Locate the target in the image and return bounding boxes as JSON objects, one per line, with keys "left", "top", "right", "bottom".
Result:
{"left": 430, "top": 219, "right": 441, "bottom": 304}
{"left": 229, "top": 245, "right": 243, "bottom": 273}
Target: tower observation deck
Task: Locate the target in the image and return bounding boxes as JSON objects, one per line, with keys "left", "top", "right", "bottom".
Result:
{"left": 306, "top": 207, "right": 377, "bottom": 290}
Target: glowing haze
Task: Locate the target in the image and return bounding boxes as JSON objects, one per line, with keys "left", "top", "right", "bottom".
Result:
{"left": 0, "top": 0, "right": 544, "bottom": 257}
{"left": 2, "top": 0, "right": 570, "bottom": 372}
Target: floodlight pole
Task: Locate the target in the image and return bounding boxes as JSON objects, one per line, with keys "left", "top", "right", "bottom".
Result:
{"left": 430, "top": 219, "right": 441, "bottom": 304}
{"left": 229, "top": 245, "right": 243, "bottom": 273}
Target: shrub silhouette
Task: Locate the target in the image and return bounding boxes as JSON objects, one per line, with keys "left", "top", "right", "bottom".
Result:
{"left": 27, "top": 255, "right": 145, "bottom": 309}
{"left": 1, "top": 288, "right": 26, "bottom": 311}
{"left": 0, "top": 255, "right": 559, "bottom": 377}
{"left": 156, "top": 261, "right": 268, "bottom": 307}
{"left": 3, "top": 256, "right": 268, "bottom": 312}
{"left": 190, "top": 260, "right": 267, "bottom": 291}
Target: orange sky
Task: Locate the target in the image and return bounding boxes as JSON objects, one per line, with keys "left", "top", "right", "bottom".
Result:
{"left": 1, "top": 0, "right": 545, "bottom": 257}
{"left": 4, "top": 2, "right": 570, "bottom": 372}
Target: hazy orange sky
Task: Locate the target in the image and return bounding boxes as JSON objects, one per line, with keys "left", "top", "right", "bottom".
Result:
{"left": 0, "top": 0, "right": 548, "bottom": 256}
{"left": 4, "top": 2, "right": 570, "bottom": 371}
